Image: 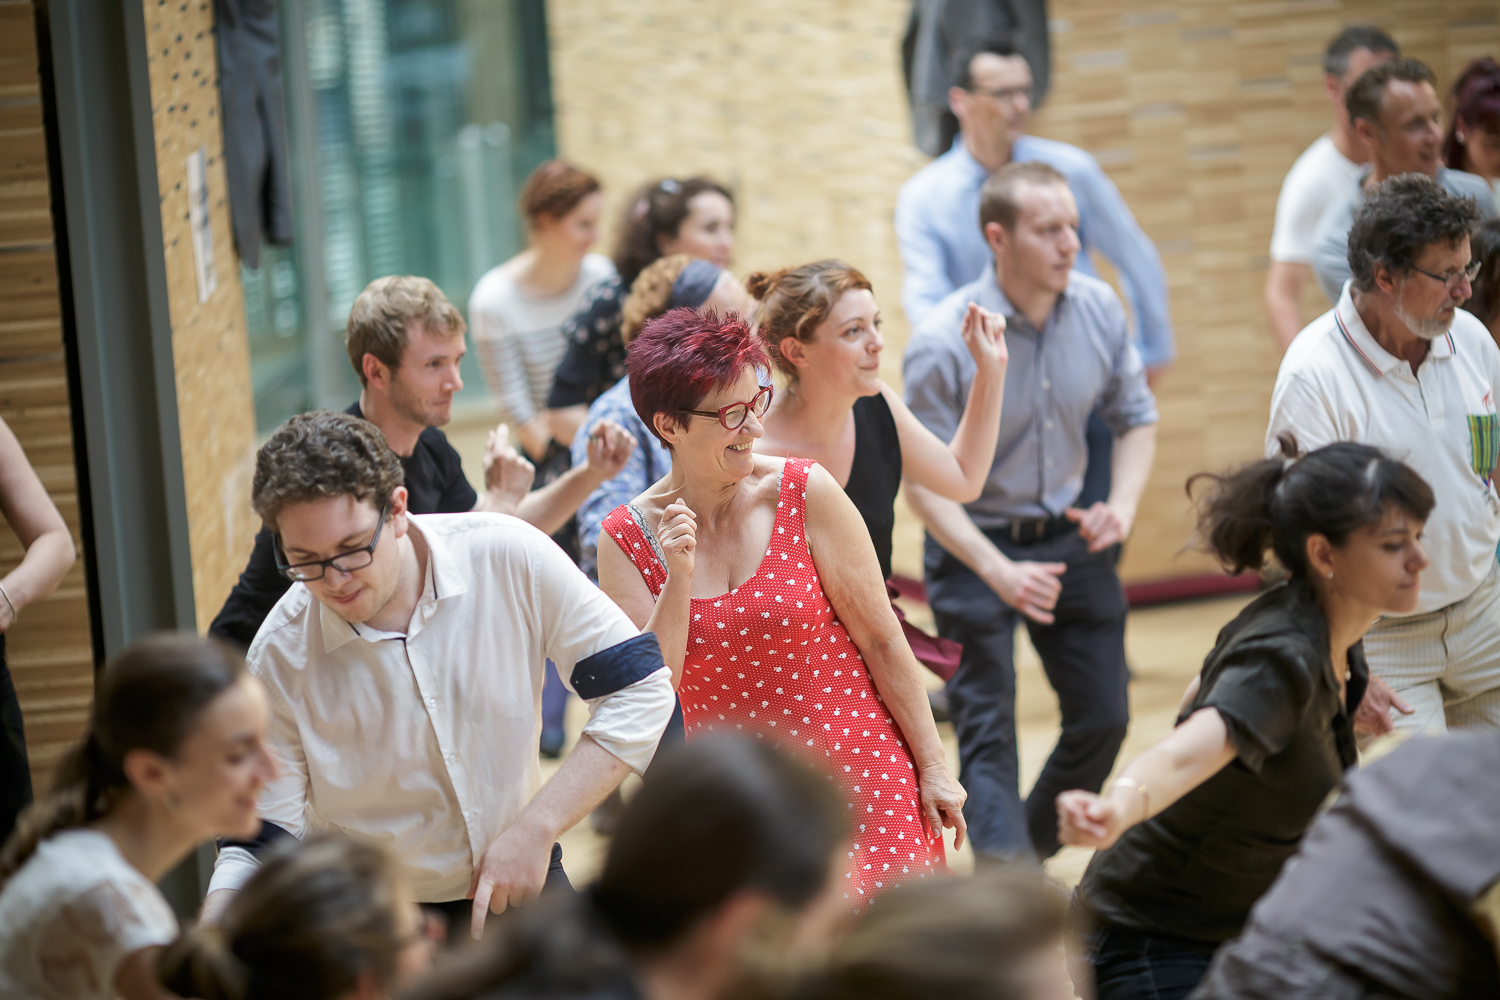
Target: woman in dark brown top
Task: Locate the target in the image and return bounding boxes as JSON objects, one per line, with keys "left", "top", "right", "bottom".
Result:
{"left": 1056, "top": 437, "right": 1435, "bottom": 1000}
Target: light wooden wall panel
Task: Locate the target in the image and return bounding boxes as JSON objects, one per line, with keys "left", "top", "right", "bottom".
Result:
{"left": 140, "top": 0, "right": 260, "bottom": 633}
{"left": 0, "top": 0, "right": 95, "bottom": 793}
{"left": 548, "top": 0, "right": 1497, "bottom": 584}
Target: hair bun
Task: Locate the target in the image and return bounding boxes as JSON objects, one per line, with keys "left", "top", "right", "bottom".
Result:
{"left": 159, "top": 924, "right": 248, "bottom": 1000}
{"left": 743, "top": 271, "right": 777, "bottom": 301}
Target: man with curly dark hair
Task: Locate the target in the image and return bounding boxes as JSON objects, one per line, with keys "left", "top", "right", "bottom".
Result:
{"left": 202, "top": 410, "right": 675, "bottom": 942}
{"left": 1269, "top": 174, "right": 1500, "bottom": 737}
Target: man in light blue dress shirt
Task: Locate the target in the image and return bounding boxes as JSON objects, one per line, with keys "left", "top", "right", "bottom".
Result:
{"left": 896, "top": 37, "right": 1171, "bottom": 510}
{"left": 904, "top": 162, "right": 1159, "bottom": 862}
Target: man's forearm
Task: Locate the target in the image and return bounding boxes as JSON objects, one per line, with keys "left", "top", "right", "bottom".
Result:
{"left": 510, "top": 734, "right": 628, "bottom": 842}
{"left": 514, "top": 464, "right": 606, "bottom": 535}
{"left": 903, "top": 481, "right": 1008, "bottom": 579}
{"left": 1106, "top": 423, "right": 1157, "bottom": 524}
{"left": 1264, "top": 261, "right": 1310, "bottom": 353}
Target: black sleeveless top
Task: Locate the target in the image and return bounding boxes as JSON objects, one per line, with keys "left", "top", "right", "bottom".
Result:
{"left": 845, "top": 393, "right": 902, "bottom": 580}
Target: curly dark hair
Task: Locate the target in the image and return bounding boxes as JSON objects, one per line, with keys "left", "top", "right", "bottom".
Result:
{"left": 251, "top": 410, "right": 405, "bottom": 531}
{"left": 1347, "top": 174, "right": 1481, "bottom": 293}
{"left": 1468, "top": 219, "right": 1500, "bottom": 330}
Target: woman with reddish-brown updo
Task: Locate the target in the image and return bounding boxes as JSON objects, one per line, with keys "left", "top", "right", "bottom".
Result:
{"left": 597, "top": 309, "right": 966, "bottom": 909}
{"left": 748, "top": 261, "right": 1007, "bottom": 677}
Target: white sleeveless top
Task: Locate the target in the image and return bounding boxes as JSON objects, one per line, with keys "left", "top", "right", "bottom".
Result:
{"left": 0, "top": 828, "right": 179, "bottom": 999}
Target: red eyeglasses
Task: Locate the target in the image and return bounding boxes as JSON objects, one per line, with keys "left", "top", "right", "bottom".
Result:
{"left": 680, "top": 385, "right": 773, "bottom": 431}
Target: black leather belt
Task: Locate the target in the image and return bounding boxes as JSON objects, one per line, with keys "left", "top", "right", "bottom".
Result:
{"left": 997, "top": 515, "right": 1075, "bottom": 546}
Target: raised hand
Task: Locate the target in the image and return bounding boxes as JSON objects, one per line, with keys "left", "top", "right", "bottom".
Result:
{"left": 959, "top": 301, "right": 1008, "bottom": 376}
{"left": 658, "top": 497, "right": 697, "bottom": 580}
{"left": 1056, "top": 789, "right": 1127, "bottom": 850}
{"left": 586, "top": 419, "right": 637, "bottom": 480}
{"left": 483, "top": 422, "right": 535, "bottom": 512}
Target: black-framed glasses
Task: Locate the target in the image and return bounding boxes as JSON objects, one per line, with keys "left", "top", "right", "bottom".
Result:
{"left": 681, "top": 385, "right": 773, "bottom": 431}
{"left": 273, "top": 504, "right": 389, "bottom": 582}
{"left": 1410, "top": 259, "right": 1481, "bottom": 291}
{"left": 968, "top": 84, "right": 1033, "bottom": 104}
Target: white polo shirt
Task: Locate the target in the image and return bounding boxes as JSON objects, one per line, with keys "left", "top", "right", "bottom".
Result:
{"left": 1268, "top": 282, "right": 1500, "bottom": 615}
{"left": 208, "top": 512, "right": 676, "bottom": 902}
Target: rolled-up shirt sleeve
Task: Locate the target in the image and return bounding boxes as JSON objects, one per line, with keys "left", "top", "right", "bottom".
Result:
{"left": 1096, "top": 295, "right": 1159, "bottom": 434}
{"left": 533, "top": 537, "right": 674, "bottom": 772}
{"left": 1198, "top": 643, "right": 1316, "bottom": 774}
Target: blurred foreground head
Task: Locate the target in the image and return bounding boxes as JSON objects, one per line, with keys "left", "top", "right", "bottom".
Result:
{"left": 791, "top": 868, "right": 1072, "bottom": 1000}
{"left": 400, "top": 736, "right": 850, "bottom": 1000}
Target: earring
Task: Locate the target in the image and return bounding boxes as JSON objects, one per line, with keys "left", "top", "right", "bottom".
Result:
{"left": 1326, "top": 570, "right": 1334, "bottom": 579}
{"left": 1458, "top": 132, "right": 1468, "bottom": 145}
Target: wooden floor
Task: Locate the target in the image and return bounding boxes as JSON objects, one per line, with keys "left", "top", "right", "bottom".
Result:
{"left": 542, "top": 591, "right": 1256, "bottom": 888}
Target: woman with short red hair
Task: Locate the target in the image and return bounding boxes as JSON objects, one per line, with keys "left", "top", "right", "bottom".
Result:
{"left": 1443, "top": 57, "right": 1500, "bottom": 211}
{"left": 597, "top": 309, "right": 967, "bottom": 909}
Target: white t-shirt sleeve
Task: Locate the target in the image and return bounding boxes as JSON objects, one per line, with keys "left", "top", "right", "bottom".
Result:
{"left": 1267, "top": 370, "right": 1341, "bottom": 457}
{"left": 1270, "top": 137, "right": 1341, "bottom": 265}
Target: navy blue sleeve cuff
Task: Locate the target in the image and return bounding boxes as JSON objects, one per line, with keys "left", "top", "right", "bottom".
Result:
{"left": 570, "top": 632, "right": 665, "bottom": 700}
{"left": 217, "top": 819, "right": 294, "bottom": 857}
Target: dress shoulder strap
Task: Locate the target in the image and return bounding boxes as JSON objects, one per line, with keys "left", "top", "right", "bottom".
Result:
{"left": 778, "top": 457, "right": 814, "bottom": 538}
{"left": 601, "top": 504, "right": 667, "bottom": 598}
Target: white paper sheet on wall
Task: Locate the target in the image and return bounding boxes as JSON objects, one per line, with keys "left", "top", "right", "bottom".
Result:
{"left": 187, "top": 146, "right": 218, "bottom": 303}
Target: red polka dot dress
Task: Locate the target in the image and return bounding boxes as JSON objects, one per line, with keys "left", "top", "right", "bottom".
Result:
{"left": 602, "top": 458, "right": 946, "bottom": 906}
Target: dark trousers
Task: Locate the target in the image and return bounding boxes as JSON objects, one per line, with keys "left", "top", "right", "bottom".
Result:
{"left": 1085, "top": 922, "right": 1219, "bottom": 1000}
{"left": 425, "top": 842, "right": 572, "bottom": 941}
{"left": 0, "top": 636, "right": 32, "bottom": 846}
{"left": 926, "top": 528, "right": 1129, "bottom": 860}
{"left": 1080, "top": 409, "right": 1114, "bottom": 508}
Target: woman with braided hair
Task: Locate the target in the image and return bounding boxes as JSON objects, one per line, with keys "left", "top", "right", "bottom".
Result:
{"left": 0, "top": 633, "right": 276, "bottom": 1000}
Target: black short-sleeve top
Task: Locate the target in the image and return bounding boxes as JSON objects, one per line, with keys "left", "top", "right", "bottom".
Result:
{"left": 546, "top": 275, "right": 627, "bottom": 410}
{"left": 844, "top": 393, "right": 903, "bottom": 581}
{"left": 1078, "top": 578, "right": 1366, "bottom": 943}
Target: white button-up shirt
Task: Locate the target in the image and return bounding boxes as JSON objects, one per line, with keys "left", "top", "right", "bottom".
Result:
{"left": 1268, "top": 283, "right": 1500, "bottom": 614}
{"left": 209, "top": 513, "right": 675, "bottom": 902}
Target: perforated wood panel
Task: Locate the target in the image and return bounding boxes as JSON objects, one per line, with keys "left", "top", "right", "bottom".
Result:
{"left": 140, "top": 0, "right": 260, "bottom": 633}
{"left": 548, "top": 0, "right": 1499, "bottom": 584}
{"left": 0, "top": 0, "right": 95, "bottom": 793}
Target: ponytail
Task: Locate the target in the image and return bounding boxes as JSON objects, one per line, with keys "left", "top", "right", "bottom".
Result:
{"left": 0, "top": 633, "right": 246, "bottom": 889}
{"left": 1187, "top": 434, "right": 1434, "bottom": 578}
{"left": 159, "top": 924, "right": 247, "bottom": 1000}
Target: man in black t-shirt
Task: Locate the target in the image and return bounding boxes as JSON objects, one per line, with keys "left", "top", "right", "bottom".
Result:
{"left": 210, "top": 275, "right": 635, "bottom": 648}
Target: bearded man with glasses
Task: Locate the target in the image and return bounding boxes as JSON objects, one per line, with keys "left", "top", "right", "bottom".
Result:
{"left": 202, "top": 410, "right": 675, "bottom": 942}
{"left": 1270, "top": 174, "right": 1500, "bottom": 736}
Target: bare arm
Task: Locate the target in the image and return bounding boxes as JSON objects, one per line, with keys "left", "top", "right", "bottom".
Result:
{"left": 904, "top": 481, "right": 1064, "bottom": 625}
{"left": 1265, "top": 261, "right": 1312, "bottom": 354}
{"left": 0, "top": 417, "right": 75, "bottom": 629}
{"left": 1065, "top": 421, "right": 1157, "bottom": 553}
{"left": 114, "top": 947, "right": 178, "bottom": 1000}
{"left": 804, "top": 464, "right": 966, "bottom": 847}
{"left": 1057, "top": 707, "right": 1238, "bottom": 850}
{"left": 889, "top": 304, "right": 1008, "bottom": 503}
{"left": 596, "top": 500, "right": 696, "bottom": 685}
{"left": 468, "top": 734, "right": 628, "bottom": 938}
{"left": 546, "top": 406, "right": 588, "bottom": 451}
{"left": 511, "top": 421, "right": 636, "bottom": 535}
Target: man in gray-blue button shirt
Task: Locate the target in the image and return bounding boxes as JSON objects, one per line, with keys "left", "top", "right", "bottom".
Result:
{"left": 904, "top": 161, "right": 1159, "bottom": 862}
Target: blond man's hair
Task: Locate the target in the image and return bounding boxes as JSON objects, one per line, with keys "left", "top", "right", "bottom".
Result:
{"left": 345, "top": 276, "right": 466, "bottom": 386}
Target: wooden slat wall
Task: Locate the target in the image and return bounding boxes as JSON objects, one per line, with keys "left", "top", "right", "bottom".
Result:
{"left": 140, "top": 0, "right": 259, "bottom": 634}
{"left": 548, "top": 0, "right": 1499, "bottom": 584}
{"left": 0, "top": 0, "right": 95, "bottom": 793}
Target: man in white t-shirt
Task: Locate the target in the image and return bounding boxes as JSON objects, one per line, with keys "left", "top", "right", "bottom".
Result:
{"left": 203, "top": 410, "right": 676, "bottom": 939}
{"left": 1265, "top": 26, "right": 1398, "bottom": 353}
{"left": 1269, "top": 175, "right": 1498, "bottom": 734}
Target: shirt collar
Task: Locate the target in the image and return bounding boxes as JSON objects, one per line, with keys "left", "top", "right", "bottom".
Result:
{"left": 950, "top": 134, "right": 992, "bottom": 183}
{"left": 1333, "top": 282, "right": 1455, "bottom": 378}
{"left": 980, "top": 266, "right": 1071, "bottom": 329}
{"left": 318, "top": 516, "right": 470, "bottom": 653}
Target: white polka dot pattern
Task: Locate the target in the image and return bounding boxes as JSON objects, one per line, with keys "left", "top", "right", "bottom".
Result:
{"left": 603, "top": 458, "right": 946, "bottom": 907}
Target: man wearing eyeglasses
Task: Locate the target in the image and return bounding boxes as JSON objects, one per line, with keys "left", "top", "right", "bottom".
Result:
{"left": 1310, "top": 58, "right": 1498, "bottom": 304}
{"left": 203, "top": 410, "right": 675, "bottom": 940}
{"left": 1270, "top": 175, "right": 1500, "bottom": 735}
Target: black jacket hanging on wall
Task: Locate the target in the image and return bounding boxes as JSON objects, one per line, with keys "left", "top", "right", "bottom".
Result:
{"left": 902, "top": 0, "right": 1051, "bottom": 157}
{"left": 214, "top": 0, "right": 294, "bottom": 268}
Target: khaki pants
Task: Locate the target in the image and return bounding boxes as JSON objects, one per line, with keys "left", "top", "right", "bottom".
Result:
{"left": 1363, "top": 562, "right": 1500, "bottom": 732}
